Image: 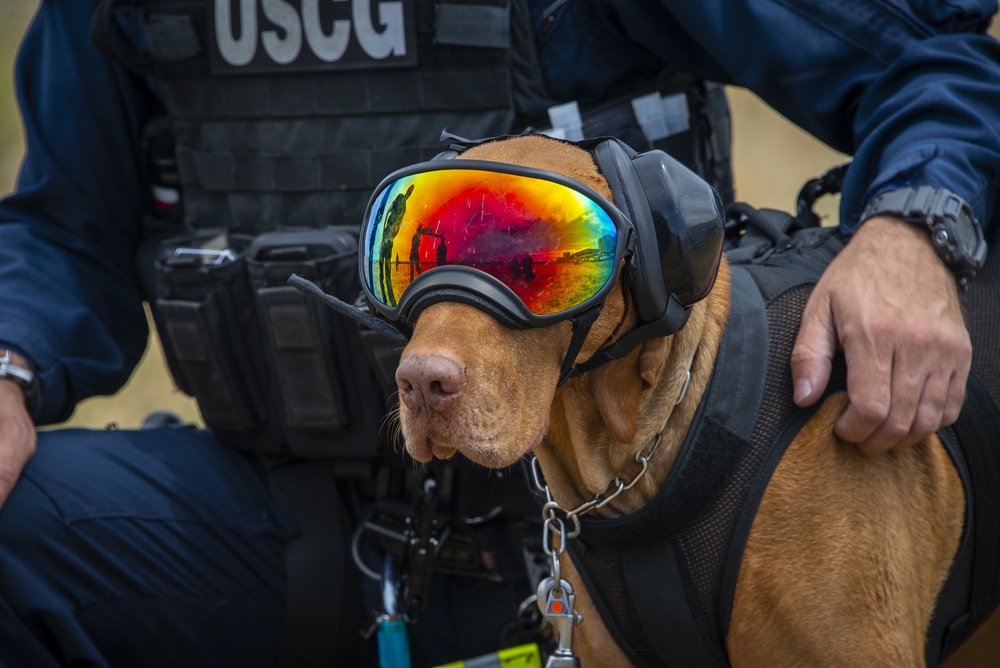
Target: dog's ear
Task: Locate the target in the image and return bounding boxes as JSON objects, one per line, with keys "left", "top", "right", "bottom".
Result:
{"left": 588, "top": 288, "right": 672, "bottom": 443}
{"left": 588, "top": 336, "right": 671, "bottom": 443}
{"left": 638, "top": 335, "right": 671, "bottom": 388}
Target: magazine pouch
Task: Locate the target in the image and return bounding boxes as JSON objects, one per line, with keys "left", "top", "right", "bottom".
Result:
{"left": 247, "top": 228, "right": 386, "bottom": 458}
{"left": 153, "top": 228, "right": 387, "bottom": 458}
{"left": 153, "top": 229, "right": 268, "bottom": 435}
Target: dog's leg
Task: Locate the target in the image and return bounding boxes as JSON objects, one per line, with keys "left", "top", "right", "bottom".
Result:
{"left": 728, "top": 393, "right": 964, "bottom": 667}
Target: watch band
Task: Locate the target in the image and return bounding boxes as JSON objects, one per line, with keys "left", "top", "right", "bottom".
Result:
{"left": 0, "top": 349, "right": 33, "bottom": 385}
{"left": 863, "top": 187, "right": 961, "bottom": 226}
{"left": 0, "top": 349, "right": 39, "bottom": 415}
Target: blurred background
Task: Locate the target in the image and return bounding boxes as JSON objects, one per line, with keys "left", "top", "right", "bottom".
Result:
{"left": 1, "top": 2, "right": 993, "bottom": 429}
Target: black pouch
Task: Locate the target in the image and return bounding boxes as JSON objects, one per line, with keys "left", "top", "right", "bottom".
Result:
{"left": 152, "top": 227, "right": 390, "bottom": 458}
{"left": 246, "top": 228, "right": 388, "bottom": 458}
{"left": 152, "top": 229, "right": 269, "bottom": 435}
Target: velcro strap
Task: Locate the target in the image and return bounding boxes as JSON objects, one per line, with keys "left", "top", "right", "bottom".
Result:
{"left": 258, "top": 286, "right": 350, "bottom": 430}
{"left": 156, "top": 297, "right": 261, "bottom": 432}
{"left": 146, "top": 12, "right": 201, "bottom": 62}
{"left": 435, "top": 3, "right": 510, "bottom": 48}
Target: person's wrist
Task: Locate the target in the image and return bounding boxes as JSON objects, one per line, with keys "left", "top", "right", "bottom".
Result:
{"left": 860, "top": 186, "right": 987, "bottom": 288}
{"left": 858, "top": 213, "right": 944, "bottom": 251}
{"left": 856, "top": 215, "right": 961, "bottom": 292}
{"left": 0, "top": 377, "right": 26, "bottom": 402}
{"left": 0, "top": 349, "right": 38, "bottom": 413}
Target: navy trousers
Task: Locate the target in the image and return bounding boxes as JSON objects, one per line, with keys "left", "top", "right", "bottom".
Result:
{"left": 0, "top": 426, "right": 536, "bottom": 668}
{"left": 0, "top": 426, "right": 297, "bottom": 668}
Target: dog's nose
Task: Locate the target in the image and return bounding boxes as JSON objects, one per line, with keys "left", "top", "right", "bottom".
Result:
{"left": 396, "top": 354, "right": 467, "bottom": 412}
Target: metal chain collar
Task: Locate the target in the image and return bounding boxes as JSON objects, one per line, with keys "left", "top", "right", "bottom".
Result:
{"left": 527, "top": 429, "right": 665, "bottom": 667}
{"left": 527, "top": 369, "right": 686, "bottom": 666}
{"left": 530, "top": 429, "right": 664, "bottom": 571}
{"left": 530, "top": 366, "right": 688, "bottom": 581}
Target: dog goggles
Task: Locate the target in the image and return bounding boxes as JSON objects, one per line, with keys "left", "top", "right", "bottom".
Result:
{"left": 360, "top": 160, "right": 632, "bottom": 327}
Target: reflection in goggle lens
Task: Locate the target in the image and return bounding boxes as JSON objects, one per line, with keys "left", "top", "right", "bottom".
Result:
{"left": 362, "top": 169, "right": 619, "bottom": 316}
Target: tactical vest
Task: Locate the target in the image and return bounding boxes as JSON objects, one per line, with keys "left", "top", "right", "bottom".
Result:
{"left": 568, "top": 225, "right": 1000, "bottom": 667}
{"left": 93, "top": 0, "right": 734, "bottom": 458}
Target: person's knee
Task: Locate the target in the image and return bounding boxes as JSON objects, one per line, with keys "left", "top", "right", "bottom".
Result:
{"left": 0, "top": 472, "right": 70, "bottom": 615}
{"left": 0, "top": 471, "right": 63, "bottom": 555}
{"left": 0, "top": 430, "right": 292, "bottom": 667}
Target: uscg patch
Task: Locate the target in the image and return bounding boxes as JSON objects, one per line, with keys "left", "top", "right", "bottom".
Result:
{"left": 208, "top": 0, "right": 417, "bottom": 74}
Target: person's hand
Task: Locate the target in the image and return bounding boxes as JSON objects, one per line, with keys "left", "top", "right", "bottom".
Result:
{"left": 0, "top": 355, "right": 37, "bottom": 508}
{"left": 791, "top": 215, "right": 971, "bottom": 455}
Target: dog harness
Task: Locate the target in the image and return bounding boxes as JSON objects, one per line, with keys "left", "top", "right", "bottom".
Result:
{"left": 567, "top": 224, "right": 1000, "bottom": 667}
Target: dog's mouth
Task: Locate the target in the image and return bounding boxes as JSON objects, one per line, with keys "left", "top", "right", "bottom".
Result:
{"left": 402, "top": 415, "right": 547, "bottom": 469}
{"left": 406, "top": 433, "right": 457, "bottom": 463}
{"left": 432, "top": 442, "right": 458, "bottom": 460}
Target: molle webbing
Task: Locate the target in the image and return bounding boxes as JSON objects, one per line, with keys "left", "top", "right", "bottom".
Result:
{"left": 139, "top": 0, "right": 520, "bottom": 231}
{"left": 150, "top": 227, "right": 389, "bottom": 458}
{"left": 569, "top": 75, "right": 733, "bottom": 206}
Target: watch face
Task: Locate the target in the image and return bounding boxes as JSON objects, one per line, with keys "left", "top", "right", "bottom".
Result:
{"left": 955, "top": 208, "right": 978, "bottom": 250}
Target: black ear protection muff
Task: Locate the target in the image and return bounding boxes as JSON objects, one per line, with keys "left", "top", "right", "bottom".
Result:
{"left": 592, "top": 137, "right": 725, "bottom": 324}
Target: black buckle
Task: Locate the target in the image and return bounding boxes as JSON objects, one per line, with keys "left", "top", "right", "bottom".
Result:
{"left": 356, "top": 473, "right": 498, "bottom": 622}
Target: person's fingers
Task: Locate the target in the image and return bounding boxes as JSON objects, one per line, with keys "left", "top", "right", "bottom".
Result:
{"left": 905, "top": 369, "right": 951, "bottom": 445}
{"left": 791, "top": 291, "right": 836, "bottom": 408}
{"left": 834, "top": 328, "right": 893, "bottom": 446}
{"left": 855, "top": 357, "right": 936, "bottom": 455}
{"left": 942, "top": 366, "right": 969, "bottom": 427}
{"left": 802, "top": 215, "right": 973, "bottom": 455}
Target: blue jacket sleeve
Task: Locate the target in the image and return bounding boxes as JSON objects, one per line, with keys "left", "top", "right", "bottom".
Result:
{"left": 612, "top": 0, "right": 1000, "bottom": 239}
{"left": 0, "top": 0, "right": 158, "bottom": 424}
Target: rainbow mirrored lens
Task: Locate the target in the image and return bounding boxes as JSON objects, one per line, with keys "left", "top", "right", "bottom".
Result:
{"left": 361, "top": 168, "right": 620, "bottom": 316}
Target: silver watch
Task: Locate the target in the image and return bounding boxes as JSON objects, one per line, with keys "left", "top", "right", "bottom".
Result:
{"left": 0, "top": 349, "right": 38, "bottom": 411}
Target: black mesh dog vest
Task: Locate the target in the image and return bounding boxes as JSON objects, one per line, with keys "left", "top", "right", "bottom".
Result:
{"left": 568, "top": 227, "right": 1000, "bottom": 667}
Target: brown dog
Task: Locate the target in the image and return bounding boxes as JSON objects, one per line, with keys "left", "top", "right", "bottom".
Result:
{"left": 391, "top": 134, "right": 994, "bottom": 666}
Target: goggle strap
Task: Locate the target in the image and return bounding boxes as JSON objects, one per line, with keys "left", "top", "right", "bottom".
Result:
{"left": 558, "top": 296, "right": 692, "bottom": 384}
{"left": 557, "top": 306, "right": 603, "bottom": 387}
{"left": 289, "top": 274, "right": 410, "bottom": 344}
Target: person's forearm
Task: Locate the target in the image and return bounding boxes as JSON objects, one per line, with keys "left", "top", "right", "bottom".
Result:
{"left": 625, "top": 1, "right": 1000, "bottom": 237}
{"left": 0, "top": 0, "right": 157, "bottom": 423}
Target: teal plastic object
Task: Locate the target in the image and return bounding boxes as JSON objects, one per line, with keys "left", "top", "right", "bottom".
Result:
{"left": 377, "top": 617, "right": 411, "bottom": 668}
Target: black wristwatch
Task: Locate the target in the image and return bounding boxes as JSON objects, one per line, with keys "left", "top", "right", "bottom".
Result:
{"left": 861, "top": 186, "right": 987, "bottom": 288}
{"left": 0, "top": 349, "right": 39, "bottom": 415}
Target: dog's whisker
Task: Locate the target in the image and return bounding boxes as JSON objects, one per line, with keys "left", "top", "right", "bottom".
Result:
{"left": 381, "top": 404, "right": 406, "bottom": 453}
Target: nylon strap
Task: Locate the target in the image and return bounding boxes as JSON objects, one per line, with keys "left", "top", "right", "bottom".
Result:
{"left": 557, "top": 306, "right": 603, "bottom": 386}
{"left": 933, "top": 372, "right": 1000, "bottom": 660}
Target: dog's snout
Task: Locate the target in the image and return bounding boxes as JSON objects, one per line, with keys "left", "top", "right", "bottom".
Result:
{"left": 396, "top": 354, "right": 467, "bottom": 412}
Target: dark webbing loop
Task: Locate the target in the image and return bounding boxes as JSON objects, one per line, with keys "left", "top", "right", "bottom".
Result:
{"left": 557, "top": 306, "right": 603, "bottom": 386}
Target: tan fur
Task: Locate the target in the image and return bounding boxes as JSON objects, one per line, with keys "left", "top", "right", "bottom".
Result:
{"left": 393, "top": 135, "right": 990, "bottom": 666}
{"left": 728, "top": 393, "right": 964, "bottom": 666}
